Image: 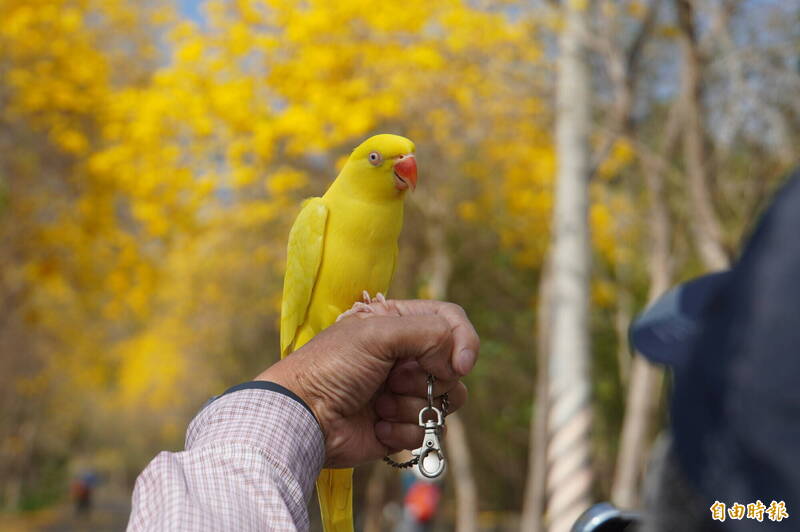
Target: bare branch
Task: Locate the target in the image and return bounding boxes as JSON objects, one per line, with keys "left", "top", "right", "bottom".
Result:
{"left": 588, "top": 0, "right": 664, "bottom": 180}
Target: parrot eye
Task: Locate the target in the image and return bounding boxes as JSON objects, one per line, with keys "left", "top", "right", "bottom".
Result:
{"left": 368, "top": 151, "right": 382, "bottom": 166}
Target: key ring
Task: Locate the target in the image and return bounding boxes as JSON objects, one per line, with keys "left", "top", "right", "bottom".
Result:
{"left": 383, "top": 374, "right": 448, "bottom": 478}
{"left": 427, "top": 375, "right": 434, "bottom": 409}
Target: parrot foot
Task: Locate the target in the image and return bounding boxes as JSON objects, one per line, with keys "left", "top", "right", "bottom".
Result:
{"left": 336, "top": 292, "right": 392, "bottom": 322}
{"left": 364, "top": 291, "right": 390, "bottom": 311}
{"left": 335, "top": 302, "right": 373, "bottom": 322}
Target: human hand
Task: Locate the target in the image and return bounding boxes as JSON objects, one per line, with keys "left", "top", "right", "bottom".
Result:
{"left": 256, "top": 299, "right": 479, "bottom": 468}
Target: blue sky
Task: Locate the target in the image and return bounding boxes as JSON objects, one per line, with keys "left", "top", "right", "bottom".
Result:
{"left": 179, "top": 0, "right": 204, "bottom": 22}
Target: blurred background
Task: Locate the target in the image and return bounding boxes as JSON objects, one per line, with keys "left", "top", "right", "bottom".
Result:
{"left": 0, "top": 0, "right": 797, "bottom": 530}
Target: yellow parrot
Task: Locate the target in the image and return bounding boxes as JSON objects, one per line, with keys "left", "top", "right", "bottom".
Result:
{"left": 279, "top": 134, "right": 417, "bottom": 532}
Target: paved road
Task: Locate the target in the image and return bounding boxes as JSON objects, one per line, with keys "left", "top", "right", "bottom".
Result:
{"left": 0, "top": 490, "right": 130, "bottom": 532}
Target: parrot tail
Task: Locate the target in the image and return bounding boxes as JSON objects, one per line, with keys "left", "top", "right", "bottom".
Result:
{"left": 317, "top": 468, "right": 354, "bottom": 532}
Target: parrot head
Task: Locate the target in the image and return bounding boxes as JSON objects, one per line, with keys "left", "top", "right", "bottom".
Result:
{"left": 340, "top": 134, "right": 417, "bottom": 199}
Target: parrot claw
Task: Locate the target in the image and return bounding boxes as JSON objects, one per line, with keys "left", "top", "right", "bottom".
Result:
{"left": 335, "top": 292, "right": 394, "bottom": 322}
{"left": 363, "top": 290, "right": 389, "bottom": 309}
{"left": 375, "top": 292, "right": 390, "bottom": 311}
{"left": 353, "top": 301, "right": 373, "bottom": 313}
{"left": 336, "top": 301, "right": 374, "bottom": 322}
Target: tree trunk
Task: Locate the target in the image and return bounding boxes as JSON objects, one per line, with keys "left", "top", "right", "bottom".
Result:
{"left": 520, "top": 260, "right": 553, "bottom": 532}
{"left": 363, "top": 463, "right": 389, "bottom": 532}
{"left": 675, "top": 0, "right": 729, "bottom": 270}
{"left": 611, "top": 104, "right": 677, "bottom": 508}
{"left": 422, "top": 215, "right": 478, "bottom": 532}
{"left": 545, "top": 2, "right": 594, "bottom": 531}
{"left": 610, "top": 170, "right": 669, "bottom": 507}
{"left": 445, "top": 413, "right": 478, "bottom": 532}
{"left": 613, "top": 287, "right": 633, "bottom": 386}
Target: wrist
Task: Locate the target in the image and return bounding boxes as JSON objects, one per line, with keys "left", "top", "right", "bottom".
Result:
{"left": 256, "top": 358, "right": 329, "bottom": 440}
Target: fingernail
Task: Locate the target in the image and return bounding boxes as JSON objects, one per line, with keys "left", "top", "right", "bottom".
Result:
{"left": 375, "top": 395, "right": 397, "bottom": 418}
{"left": 456, "top": 349, "right": 476, "bottom": 375}
{"left": 375, "top": 421, "right": 392, "bottom": 440}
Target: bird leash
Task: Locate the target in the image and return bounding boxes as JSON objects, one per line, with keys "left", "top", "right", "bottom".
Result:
{"left": 383, "top": 374, "right": 448, "bottom": 479}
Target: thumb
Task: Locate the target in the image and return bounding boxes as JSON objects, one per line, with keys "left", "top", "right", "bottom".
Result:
{"left": 357, "top": 315, "right": 459, "bottom": 382}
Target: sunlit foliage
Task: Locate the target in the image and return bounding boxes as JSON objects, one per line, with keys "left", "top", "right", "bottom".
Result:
{"left": 2, "top": 0, "right": 793, "bottom": 522}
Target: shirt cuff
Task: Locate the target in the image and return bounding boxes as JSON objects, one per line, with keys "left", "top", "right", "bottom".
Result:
{"left": 212, "top": 380, "right": 318, "bottom": 422}
{"left": 185, "top": 387, "right": 325, "bottom": 503}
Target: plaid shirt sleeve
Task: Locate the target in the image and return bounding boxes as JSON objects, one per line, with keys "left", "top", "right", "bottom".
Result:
{"left": 127, "top": 384, "right": 325, "bottom": 531}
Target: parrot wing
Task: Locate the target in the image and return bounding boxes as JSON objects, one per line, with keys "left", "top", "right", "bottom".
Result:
{"left": 280, "top": 197, "right": 328, "bottom": 357}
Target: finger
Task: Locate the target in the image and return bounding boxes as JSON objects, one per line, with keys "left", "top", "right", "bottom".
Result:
{"left": 389, "top": 359, "right": 419, "bottom": 374}
{"left": 324, "top": 417, "right": 389, "bottom": 468}
{"left": 386, "top": 362, "right": 460, "bottom": 397}
{"left": 359, "top": 315, "right": 459, "bottom": 381}
{"left": 375, "top": 421, "right": 423, "bottom": 452}
{"left": 375, "top": 421, "right": 448, "bottom": 452}
{"left": 388, "top": 300, "right": 480, "bottom": 376}
{"left": 375, "top": 383, "right": 467, "bottom": 423}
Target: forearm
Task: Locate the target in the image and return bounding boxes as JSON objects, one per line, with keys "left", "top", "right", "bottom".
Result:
{"left": 127, "top": 383, "right": 324, "bottom": 531}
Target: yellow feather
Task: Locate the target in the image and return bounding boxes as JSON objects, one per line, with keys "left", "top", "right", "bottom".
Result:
{"left": 280, "top": 197, "right": 328, "bottom": 357}
{"left": 279, "top": 134, "right": 415, "bottom": 532}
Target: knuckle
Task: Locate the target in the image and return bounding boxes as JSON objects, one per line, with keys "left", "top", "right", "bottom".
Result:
{"left": 360, "top": 317, "right": 386, "bottom": 344}
{"left": 432, "top": 317, "right": 452, "bottom": 343}
{"left": 448, "top": 302, "right": 467, "bottom": 316}
{"left": 353, "top": 318, "right": 390, "bottom": 359}
{"left": 360, "top": 314, "right": 380, "bottom": 332}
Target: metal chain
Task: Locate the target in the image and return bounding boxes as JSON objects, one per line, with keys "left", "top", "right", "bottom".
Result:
{"left": 382, "top": 454, "right": 419, "bottom": 469}
{"left": 383, "top": 375, "right": 448, "bottom": 470}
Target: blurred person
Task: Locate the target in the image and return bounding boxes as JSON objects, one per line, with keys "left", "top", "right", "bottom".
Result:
{"left": 627, "top": 168, "right": 800, "bottom": 532}
{"left": 127, "top": 299, "right": 478, "bottom": 531}
{"left": 71, "top": 470, "right": 97, "bottom": 517}
{"left": 397, "top": 471, "right": 442, "bottom": 532}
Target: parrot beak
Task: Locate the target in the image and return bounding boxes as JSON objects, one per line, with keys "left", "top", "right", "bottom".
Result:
{"left": 393, "top": 154, "right": 417, "bottom": 191}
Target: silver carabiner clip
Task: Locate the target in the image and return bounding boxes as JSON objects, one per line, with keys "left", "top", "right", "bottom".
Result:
{"left": 412, "top": 406, "right": 446, "bottom": 478}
